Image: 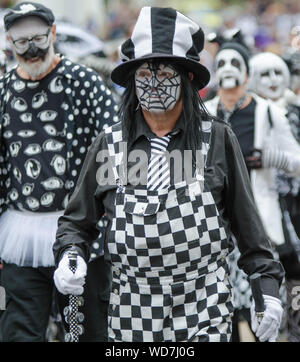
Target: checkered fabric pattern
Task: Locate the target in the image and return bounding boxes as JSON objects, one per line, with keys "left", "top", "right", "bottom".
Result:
{"left": 68, "top": 294, "right": 79, "bottom": 342}
{"left": 66, "top": 264, "right": 80, "bottom": 343}
{"left": 104, "top": 122, "right": 232, "bottom": 342}
{"left": 108, "top": 263, "right": 233, "bottom": 342}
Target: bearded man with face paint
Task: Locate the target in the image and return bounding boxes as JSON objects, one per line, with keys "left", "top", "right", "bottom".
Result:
{"left": 249, "top": 51, "right": 300, "bottom": 342}
{"left": 53, "top": 7, "right": 284, "bottom": 343}
{"left": 205, "top": 33, "right": 300, "bottom": 342}
{"left": 0, "top": 2, "right": 119, "bottom": 342}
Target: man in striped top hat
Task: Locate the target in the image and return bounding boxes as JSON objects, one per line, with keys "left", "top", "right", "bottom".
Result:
{"left": 53, "top": 7, "right": 284, "bottom": 342}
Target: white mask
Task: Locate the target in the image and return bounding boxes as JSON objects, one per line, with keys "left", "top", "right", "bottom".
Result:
{"left": 215, "top": 49, "right": 247, "bottom": 89}
{"left": 249, "top": 53, "right": 290, "bottom": 100}
{"left": 135, "top": 62, "right": 182, "bottom": 114}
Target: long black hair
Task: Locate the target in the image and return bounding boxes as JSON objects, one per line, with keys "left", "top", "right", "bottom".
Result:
{"left": 117, "top": 60, "right": 214, "bottom": 156}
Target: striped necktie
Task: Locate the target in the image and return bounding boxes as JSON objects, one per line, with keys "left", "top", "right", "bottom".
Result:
{"left": 147, "top": 134, "right": 172, "bottom": 191}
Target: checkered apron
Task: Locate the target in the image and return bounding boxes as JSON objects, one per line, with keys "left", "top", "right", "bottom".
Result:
{"left": 104, "top": 123, "right": 233, "bottom": 342}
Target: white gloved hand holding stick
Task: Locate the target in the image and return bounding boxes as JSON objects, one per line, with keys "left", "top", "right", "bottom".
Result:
{"left": 54, "top": 250, "right": 87, "bottom": 296}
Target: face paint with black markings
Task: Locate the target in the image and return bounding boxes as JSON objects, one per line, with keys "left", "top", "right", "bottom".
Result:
{"left": 135, "top": 62, "right": 182, "bottom": 113}
{"left": 215, "top": 49, "right": 247, "bottom": 89}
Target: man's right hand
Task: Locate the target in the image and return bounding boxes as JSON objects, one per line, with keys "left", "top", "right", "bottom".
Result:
{"left": 54, "top": 252, "right": 87, "bottom": 296}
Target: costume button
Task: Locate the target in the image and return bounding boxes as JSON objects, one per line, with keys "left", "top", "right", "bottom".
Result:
{"left": 114, "top": 289, "right": 119, "bottom": 295}
{"left": 115, "top": 270, "right": 120, "bottom": 276}
{"left": 112, "top": 305, "right": 116, "bottom": 311}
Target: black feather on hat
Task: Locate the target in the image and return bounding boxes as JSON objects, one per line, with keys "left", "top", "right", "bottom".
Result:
{"left": 111, "top": 7, "right": 211, "bottom": 90}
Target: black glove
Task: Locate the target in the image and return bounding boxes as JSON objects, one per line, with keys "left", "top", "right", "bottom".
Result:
{"left": 244, "top": 149, "right": 263, "bottom": 170}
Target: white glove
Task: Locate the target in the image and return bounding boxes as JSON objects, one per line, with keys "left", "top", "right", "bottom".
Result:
{"left": 251, "top": 294, "right": 283, "bottom": 342}
{"left": 262, "top": 148, "right": 300, "bottom": 176}
{"left": 54, "top": 252, "right": 87, "bottom": 296}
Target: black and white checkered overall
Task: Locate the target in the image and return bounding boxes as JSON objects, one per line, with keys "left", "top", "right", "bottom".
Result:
{"left": 104, "top": 123, "right": 233, "bottom": 342}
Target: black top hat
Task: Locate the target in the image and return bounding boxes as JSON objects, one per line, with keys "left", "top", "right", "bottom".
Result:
{"left": 111, "top": 7, "right": 210, "bottom": 90}
{"left": 4, "top": 2, "right": 55, "bottom": 31}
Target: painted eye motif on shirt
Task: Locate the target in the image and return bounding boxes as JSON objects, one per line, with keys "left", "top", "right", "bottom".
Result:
{"left": 9, "top": 189, "right": 19, "bottom": 201}
{"left": 3, "top": 113, "right": 11, "bottom": 127}
{"left": 43, "top": 139, "right": 65, "bottom": 152}
{"left": 11, "top": 97, "right": 28, "bottom": 112}
{"left": 25, "top": 159, "right": 41, "bottom": 180}
{"left": 65, "top": 180, "right": 74, "bottom": 190}
{"left": 49, "top": 76, "right": 64, "bottom": 94}
{"left": 41, "top": 177, "right": 64, "bottom": 190}
{"left": 50, "top": 155, "right": 66, "bottom": 176}
{"left": 44, "top": 124, "right": 58, "bottom": 136}
{"left": 17, "top": 130, "right": 36, "bottom": 138}
{"left": 13, "top": 80, "right": 26, "bottom": 93}
{"left": 27, "top": 82, "right": 39, "bottom": 89}
{"left": 20, "top": 113, "right": 33, "bottom": 123}
{"left": 32, "top": 91, "right": 48, "bottom": 109}
{"left": 22, "top": 183, "right": 35, "bottom": 196}
{"left": 41, "top": 192, "right": 55, "bottom": 207}
{"left": 3, "top": 130, "right": 13, "bottom": 139}
{"left": 24, "top": 144, "right": 42, "bottom": 156}
{"left": 38, "top": 110, "right": 58, "bottom": 122}
{"left": 9, "top": 141, "right": 22, "bottom": 157}
{"left": 5, "top": 178, "right": 11, "bottom": 188}
{"left": 5, "top": 90, "right": 12, "bottom": 103}
{"left": 13, "top": 167, "right": 22, "bottom": 184}
{"left": 26, "top": 197, "right": 40, "bottom": 211}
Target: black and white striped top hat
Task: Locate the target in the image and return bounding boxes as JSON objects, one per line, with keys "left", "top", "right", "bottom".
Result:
{"left": 111, "top": 7, "right": 210, "bottom": 90}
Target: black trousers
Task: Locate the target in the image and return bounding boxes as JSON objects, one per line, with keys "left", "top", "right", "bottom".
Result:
{"left": 0, "top": 257, "right": 111, "bottom": 342}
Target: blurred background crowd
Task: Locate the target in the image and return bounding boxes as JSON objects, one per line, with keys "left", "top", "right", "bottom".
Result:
{"left": 1, "top": 0, "right": 300, "bottom": 98}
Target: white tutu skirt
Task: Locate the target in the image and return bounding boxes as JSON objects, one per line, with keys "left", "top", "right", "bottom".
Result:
{"left": 0, "top": 209, "right": 64, "bottom": 268}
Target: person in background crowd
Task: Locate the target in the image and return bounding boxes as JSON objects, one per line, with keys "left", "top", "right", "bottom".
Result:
{"left": 53, "top": 7, "right": 284, "bottom": 343}
{"left": 249, "top": 51, "right": 300, "bottom": 342}
{"left": 205, "top": 30, "right": 300, "bottom": 342}
{"left": 0, "top": 2, "right": 118, "bottom": 342}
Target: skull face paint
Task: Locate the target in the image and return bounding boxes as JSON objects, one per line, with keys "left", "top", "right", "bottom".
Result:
{"left": 135, "top": 62, "right": 182, "bottom": 113}
{"left": 215, "top": 49, "right": 247, "bottom": 89}
{"left": 249, "top": 53, "right": 290, "bottom": 100}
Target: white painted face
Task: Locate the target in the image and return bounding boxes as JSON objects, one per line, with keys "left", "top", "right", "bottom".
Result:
{"left": 135, "top": 62, "right": 182, "bottom": 114}
{"left": 249, "top": 53, "right": 290, "bottom": 100}
{"left": 8, "top": 17, "right": 51, "bottom": 54}
{"left": 215, "top": 49, "right": 247, "bottom": 89}
{"left": 8, "top": 17, "right": 54, "bottom": 80}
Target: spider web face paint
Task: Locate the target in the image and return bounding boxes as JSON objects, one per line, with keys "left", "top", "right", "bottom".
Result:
{"left": 135, "top": 62, "right": 182, "bottom": 113}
